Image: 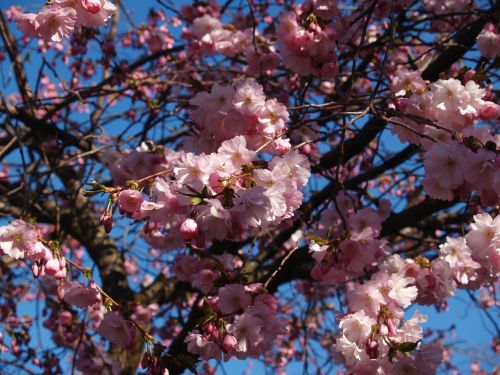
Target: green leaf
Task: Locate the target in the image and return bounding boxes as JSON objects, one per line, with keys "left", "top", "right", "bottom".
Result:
{"left": 195, "top": 313, "right": 214, "bottom": 327}
{"left": 201, "top": 185, "right": 210, "bottom": 197}
{"left": 190, "top": 196, "right": 204, "bottom": 206}
{"left": 304, "top": 232, "right": 329, "bottom": 246}
{"left": 388, "top": 347, "right": 397, "bottom": 363}
{"left": 187, "top": 77, "right": 205, "bottom": 91}
{"left": 395, "top": 341, "right": 419, "bottom": 353}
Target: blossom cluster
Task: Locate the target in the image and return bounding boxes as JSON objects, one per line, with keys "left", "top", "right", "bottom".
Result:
{"left": 309, "top": 192, "right": 391, "bottom": 284}
{"left": 0, "top": 220, "right": 142, "bottom": 357}
{"left": 180, "top": 7, "right": 282, "bottom": 76}
{"left": 135, "top": 11, "right": 174, "bottom": 55}
{"left": 102, "top": 142, "right": 172, "bottom": 186}
{"left": 0, "top": 220, "right": 66, "bottom": 279}
{"left": 277, "top": 9, "right": 339, "bottom": 80}
{"left": 438, "top": 212, "right": 499, "bottom": 288}
{"left": 135, "top": 142, "right": 308, "bottom": 249}
{"left": 186, "top": 80, "right": 291, "bottom": 153}
{"left": 335, "top": 253, "right": 442, "bottom": 372}
{"left": 390, "top": 72, "right": 500, "bottom": 203}
{"left": 185, "top": 283, "right": 285, "bottom": 361}
{"left": 13, "top": 0, "right": 116, "bottom": 43}
{"left": 172, "top": 253, "right": 243, "bottom": 294}
{"left": 334, "top": 212, "right": 499, "bottom": 371}
{"left": 184, "top": 14, "right": 252, "bottom": 57}
{"left": 422, "top": 0, "right": 475, "bottom": 31}
{"left": 105, "top": 81, "right": 310, "bottom": 248}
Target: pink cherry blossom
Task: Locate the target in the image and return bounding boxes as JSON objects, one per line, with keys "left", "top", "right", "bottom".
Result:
{"left": 476, "top": 24, "right": 500, "bottom": 60}
{"left": 335, "top": 334, "right": 366, "bottom": 366}
{"left": 97, "top": 311, "right": 136, "bottom": 349}
{"left": 217, "top": 136, "right": 256, "bottom": 169}
{"left": 217, "top": 284, "right": 252, "bottom": 315}
{"left": 338, "top": 311, "right": 376, "bottom": 344}
{"left": 232, "top": 80, "right": 266, "bottom": 116}
{"left": 118, "top": 190, "right": 144, "bottom": 215}
{"left": 35, "top": 5, "right": 77, "bottom": 43}
{"left": 63, "top": 281, "right": 101, "bottom": 308}
{"left": 229, "top": 312, "right": 263, "bottom": 353}
{"left": 0, "top": 220, "right": 38, "bottom": 260}
{"left": 387, "top": 274, "right": 418, "bottom": 308}
{"left": 185, "top": 331, "right": 222, "bottom": 362}
{"left": 391, "top": 69, "right": 426, "bottom": 96}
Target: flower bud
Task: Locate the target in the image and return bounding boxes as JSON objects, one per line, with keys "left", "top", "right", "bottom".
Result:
{"left": 479, "top": 102, "right": 500, "bottom": 120}
{"left": 82, "top": 0, "right": 101, "bottom": 14}
{"left": 180, "top": 218, "right": 198, "bottom": 240}
{"left": 484, "top": 22, "right": 497, "bottom": 32}
{"left": 205, "top": 323, "right": 214, "bottom": 334}
{"left": 208, "top": 173, "right": 223, "bottom": 193}
{"left": 463, "top": 69, "right": 476, "bottom": 82}
{"left": 365, "top": 339, "right": 379, "bottom": 359}
{"left": 45, "top": 257, "right": 67, "bottom": 279}
{"left": 254, "top": 294, "right": 278, "bottom": 313}
{"left": 386, "top": 319, "right": 396, "bottom": 336}
{"left": 118, "top": 189, "right": 144, "bottom": 215}
{"left": 31, "top": 263, "right": 41, "bottom": 278}
{"left": 100, "top": 211, "right": 114, "bottom": 233}
{"left": 59, "top": 311, "right": 73, "bottom": 325}
{"left": 223, "top": 334, "right": 238, "bottom": 352}
{"left": 57, "top": 285, "right": 65, "bottom": 300}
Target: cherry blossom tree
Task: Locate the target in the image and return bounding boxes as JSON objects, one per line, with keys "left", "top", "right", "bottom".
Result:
{"left": 0, "top": 0, "right": 499, "bottom": 374}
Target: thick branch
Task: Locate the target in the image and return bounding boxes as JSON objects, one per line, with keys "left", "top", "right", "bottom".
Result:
{"left": 0, "top": 11, "right": 33, "bottom": 110}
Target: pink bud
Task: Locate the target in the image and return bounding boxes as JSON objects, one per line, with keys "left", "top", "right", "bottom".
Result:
{"left": 205, "top": 323, "right": 214, "bottom": 334}
{"left": 302, "top": 144, "right": 312, "bottom": 154}
{"left": 365, "top": 340, "right": 379, "bottom": 359}
{"left": 59, "top": 311, "right": 73, "bottom": 325}
{"left": 254, "top": 294, "right": 278, "bottom": 313}
{"left": 222, "top": 334, "right": 237, "bottom": 352}
{"left": 118, "top": 190, "right": 144, "bottom": 214}
{"left": 209, "top": 327, "right": 220, "bottom": 341}
{"left": 484, "top": 22, "right": 496, "bottom": 32}
{"left": 100, "top": 211, "right": 114, "bottom": 233}
{"left": 82, "top": 0, "right": 102, "bottom": 14}
{"left": 180, "top": 218, "right": 198, "bottom": 240}
{"left": 45, "top": 257, "right": 67, "bottom": 279}
{"left": 386, "top": 319, "right": 396, "bottom": 336}
{"left": 208, "top": 173, "right": 223, "bottom": 193}
{"left": 57, "top": 285, "right": 65, "bottom": 300}
{"left": 463, "top": 69, "right": 476, "bottom": 82}
{"left": 31, "top": 263, "right": 41, "bottom": 278}
{"left": 479, "top": 102, "right": 500, "bottom": 120}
